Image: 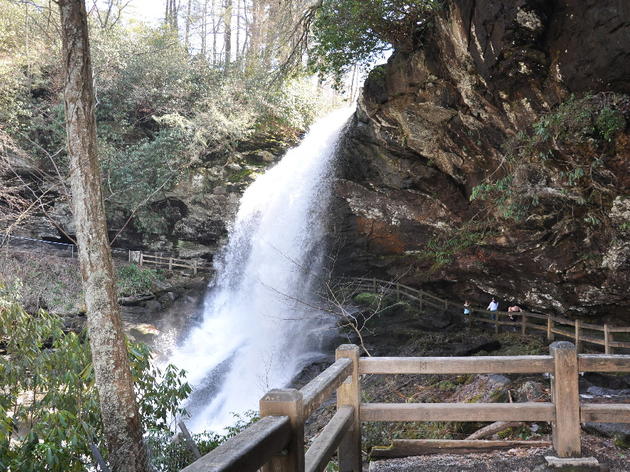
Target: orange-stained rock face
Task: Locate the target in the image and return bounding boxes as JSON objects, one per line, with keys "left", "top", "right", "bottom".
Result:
{"left": 332, "top": 0, "right": 630, "bottom": 321}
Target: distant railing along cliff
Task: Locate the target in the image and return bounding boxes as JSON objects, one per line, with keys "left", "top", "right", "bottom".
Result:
{"left": 0, "top": 234, "right": 211, "bottom": 276}
{"left": 338, "top": 276, "right": 630, "bottom": 354}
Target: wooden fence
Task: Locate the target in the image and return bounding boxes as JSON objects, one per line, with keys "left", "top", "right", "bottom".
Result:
{"left": 338, "top": 277, "right": 630, "bottom": 353}
{"left": 130, "top": 250, "right": 211, "bottom": 275}
{"left": 180, "top": 342, "right": 630, "bottom": 472}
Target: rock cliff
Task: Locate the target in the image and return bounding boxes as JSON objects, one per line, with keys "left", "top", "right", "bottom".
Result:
{"left": 333, "top": 0, "right": 630, "bottom": 320}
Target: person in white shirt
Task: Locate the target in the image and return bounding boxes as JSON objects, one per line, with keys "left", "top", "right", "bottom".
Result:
{"left": 487, "top": 298, "right": 499, "bottom": 320}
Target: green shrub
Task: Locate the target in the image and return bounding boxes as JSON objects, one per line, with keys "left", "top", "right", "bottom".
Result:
{"left": 0, "top": 284, "right": 189, "bottom": 471}
{"left": 116, "top": 264, "right": 162, "bottom": 296}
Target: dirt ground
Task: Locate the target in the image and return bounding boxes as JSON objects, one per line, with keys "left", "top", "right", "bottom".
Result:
{"left": 368, "top": 435, "right": 628, "bottom": 472}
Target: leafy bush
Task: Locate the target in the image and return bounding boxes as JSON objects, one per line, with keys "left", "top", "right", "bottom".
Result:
{"left": 472, "top": 93, "right": 629, "bottom": 223}
{"left": 116, "top": 264, "right": 162, "bottom": 296}
{"left": 0, "top": 284, "right": 188, "bottom": 471}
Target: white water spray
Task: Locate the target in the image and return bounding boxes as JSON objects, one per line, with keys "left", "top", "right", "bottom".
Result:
{"left": 170, "top": 107, "right": 354, "bottom": 432}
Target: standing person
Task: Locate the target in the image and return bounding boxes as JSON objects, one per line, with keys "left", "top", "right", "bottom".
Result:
{"left": 464, "top": 300, "right": 471, "bottom": 316}
{"left": 487, "top": 298, "right": 499, "bottom": 320}
{"left": 463, "top": 300, "right": 472, "bottom": 329}
{"left": 508, "top": 304, "right": 522, "bottom": 321}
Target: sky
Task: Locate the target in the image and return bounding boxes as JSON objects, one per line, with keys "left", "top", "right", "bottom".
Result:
{"left": 122, "top": 0, "right": 163, "bottom": 24}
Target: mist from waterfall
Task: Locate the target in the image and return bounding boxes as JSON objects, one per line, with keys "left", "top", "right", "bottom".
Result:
{"left": 169, "top": 107, "right": 354, "bottom": 432}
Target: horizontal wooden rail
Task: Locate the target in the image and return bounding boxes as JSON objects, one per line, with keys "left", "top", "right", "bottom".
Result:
{"left": 371, "top": 439, "right": 552, "bottom": 457}
{"left": 301, "top": 358, "right": 352, "bottom": 418}
{"left": 180, "top": 415, "right": 291, "bottom": 472}
{"left": 578, "top": 354, "right": 630, "bottom": 372}
{"left": 361, "top": 402, "right": 555, "bottom": 422}
{"left": 359, "top": 355, "right": 553, "bottom": 375}
{"left": 580, "top": 404, "right": 630, "bottom": 423}
{"left": 304, "top": 406, "right": 354, "bottom": 472}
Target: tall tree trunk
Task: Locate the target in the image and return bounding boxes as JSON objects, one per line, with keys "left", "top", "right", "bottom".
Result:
{"left": 247, "top": 0, "right": 262, "bottom": 69}
{"left": 235, "top": 0, "right": 240, "bottom": 62}
{"left": 201, "top": 0, "right": 208, "bottom": 56}
{"left": 211, "top": 0, "right": 218, "bottom": 64}
{"left": 56, "top": 2, "right": 149, "bottom": 471}
{"left": 224, "top": 0, "right": 233, "bottom": 65}
{"left": 184, "top": 0, "right": 192, "bottom": 49}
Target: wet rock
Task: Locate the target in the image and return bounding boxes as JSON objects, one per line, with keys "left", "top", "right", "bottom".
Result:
{"left": 517, "top": 380, "right": 549, "bottom": 402}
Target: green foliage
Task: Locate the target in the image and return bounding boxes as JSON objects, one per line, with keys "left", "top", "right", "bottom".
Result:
{"left": 419, "top": 228, "right": 493, "bottom": 268}
{"left": 0, "top": 284, "right": 191, "bottom": 471}
{"left": 473, "top": 93, "right": 629, "bottom": 224}
{"left": 116, "top": 264, "right": 162, "bottom": 296}
{"left": 353, "top": 292, "right": 382, "bottom": 307}
{"left": 0, "top": 5, "right": 329, "bottom": 235}
{"left": 309, "top": 0, "right": 441, "bottom": 82}
{"left": 595, "top": 107, "right": 626, "bottom": 142}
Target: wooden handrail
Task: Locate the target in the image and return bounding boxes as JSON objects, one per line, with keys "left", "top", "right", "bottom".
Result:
{"left": 359, "top": 355, "right": 553, "bottom": 375}
{"left": 304, "top": 406, "right": 354, "bottom": 472}
{"left": 339, "top": 277, "right": 630, "bottom": 352}
{"left": 301, "top": 358, "right": 352, "bottom": 418}
{"left": 179, "top": 415, "right": 291, "bottom": 472}
{"left": 180, "top": 344, "right": 630, "bottom": 471}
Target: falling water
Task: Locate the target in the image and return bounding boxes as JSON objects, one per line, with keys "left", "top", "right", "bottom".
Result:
{"left": 170, "top": 107, "right": 354, "bottom": 432}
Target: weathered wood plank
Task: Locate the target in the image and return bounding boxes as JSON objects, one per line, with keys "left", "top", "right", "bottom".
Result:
{"left": 580, "top": 404, "right": 630, "bottom": 423}
{"left": 550, "top": 342, "right": 581, "bottom": 458}
{"left": 371, "top": 439, "right": 552, "bottom": 458}
{"left": 359, "top": 356, "right": 553, "bottom": 375}
{"left": 180, "top": 416, "right": 291, "bottom": 472}
{"left": 578, "top": 355, "right": 630, "bottom": 373}
{"left": 301, "top": 358, "right": 352, "bottom": 419}
{"left": 304, "top": 406, "right": 354, "bottom": 472}
{"left": 260, "top": 389, "right": 305, "bottom": 472}
{"left": 360, "top": 402, "right": 555, "bottom": 422}
{"left": 336, "top": 345, "right": 361, "bottom": 472}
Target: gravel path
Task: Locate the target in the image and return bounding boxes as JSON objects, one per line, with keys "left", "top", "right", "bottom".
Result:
{"left": 368, "top": 435, "right": 629, "bottom": 472}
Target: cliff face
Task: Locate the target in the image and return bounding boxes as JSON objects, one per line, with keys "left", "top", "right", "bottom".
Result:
{"left": 333, "top": 0, "right": 630, "bottom": 319}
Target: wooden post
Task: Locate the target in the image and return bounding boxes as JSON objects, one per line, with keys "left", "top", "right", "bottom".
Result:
{"left": 418, "top": 292, "right": 424, "bottom": 312}
{"left": 260, "top": 389, "right": 304, "bottom": 472}
{"left": 550, "top": 341, "right": 581, "bottom": 457}
{"left": 521, "top": 314, "right": 528, "bottom": 336}
{"left": 547, "top": 318, "right": 554, "bottom": 342}
{"left": 139, "top": 252, "right": 144, "bottom": 267}
{"left": 336, "top": 344, "right": 361, "bottom": 472}
{"left": 494, "top": 312, "right": 499, "bottom": 334}
{"left": 574, "top": 319, "right": 581, "bottom": 353}
{"left": 372, "top": 277, "right": 376, "bottom": 292}
{"left": 604, "top": 324, "right": 611, "bottom": 354}
{"left": 128, "top": 250, "right": 131, "bottom": 263}
{"left": 168, "top": 257, "right": 173, "bottom": 271}
{"left": 193, "top": 260, "right": 198, "bottom": 276}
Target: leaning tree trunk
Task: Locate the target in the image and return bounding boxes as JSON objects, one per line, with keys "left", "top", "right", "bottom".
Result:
{"left": 57, "top": 1, "right": 149, "bottom": 471}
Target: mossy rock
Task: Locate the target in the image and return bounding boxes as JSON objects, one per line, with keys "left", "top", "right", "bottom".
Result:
{"left": 353, "top": 292, "right": 382, "bottom": 307}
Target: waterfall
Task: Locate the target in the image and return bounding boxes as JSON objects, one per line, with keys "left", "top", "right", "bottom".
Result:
{"left": 170, "top": 107, "right": 354, "bottom": 432}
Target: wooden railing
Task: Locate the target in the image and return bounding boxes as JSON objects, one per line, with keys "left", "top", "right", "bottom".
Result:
{"left": 338, "top": 277, "right": 630, "bottom": 353}
{"left": 130, "top": 250, "right": 211, "bottom": 275}
{"left": 180, "top": 342, "right": 630, "bottom": 471}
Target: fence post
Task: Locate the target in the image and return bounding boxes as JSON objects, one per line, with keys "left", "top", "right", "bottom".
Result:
{"left": 193, "top": 260, "right": 198, "bottom": 276}
{"left": 550, "top": 341, "right": 581, "bottom": 458}
{"left": 574, "top": 319, "right": 581, "bottom": 353}
{"left": 336, "top": 344, "right": 361, "bottom": 472}
{"left": 547, "top": 318, "right": 554, "bottom": 342}
{"left": 494, "top": 312, "right": 499, "bottom": 334}
{"left": 418, "top": 292, "right": 424, "bottom": 312}
{"left": 604, "top": 324, "right": 612, "bottom": 354}
{"left": 260, "top": 389, "right": 304, "bottom": 472}
{"left": 521, "top": 314, "right": 528, "bottom": 335}
{"left": 168, "top": 257, "right": 173, "bottom": 271}
{"left": 139, "top": 252, "right": 144, "bottom": 267}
